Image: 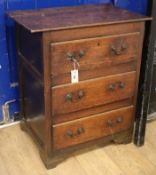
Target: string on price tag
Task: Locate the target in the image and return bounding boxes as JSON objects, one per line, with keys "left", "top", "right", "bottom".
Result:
{"left": 71, "top": 59, "right": 80, "bottom": 83}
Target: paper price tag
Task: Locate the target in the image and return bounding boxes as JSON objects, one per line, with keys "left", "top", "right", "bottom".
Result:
{"left": 71, "top": 69, "right": 79, "bottom": 83}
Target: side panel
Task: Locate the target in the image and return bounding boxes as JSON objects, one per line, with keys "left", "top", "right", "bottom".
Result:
{"left": 18, "top": 26, "right": 45, "bottom": 144}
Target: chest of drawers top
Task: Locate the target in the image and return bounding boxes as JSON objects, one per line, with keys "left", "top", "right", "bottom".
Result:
{"left": 8, "top": 4, "right": 150, "bottom": 33}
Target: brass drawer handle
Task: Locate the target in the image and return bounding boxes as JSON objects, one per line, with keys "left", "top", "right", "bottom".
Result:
{"left": 79, "top": 50, "right": 85, "bottom": 58}
{"left": 118, "top": 81, "right": 126, "bottom": 89}
{"left": 111, "top": 42, "right": 128, "bottom": 55}
{"left": 66, "top": 93, "right": 73, "bottom": 102}
{"left": 108, "top": 84, "right": 116, "bottom": 91}
{"left": 66, "top": 130, "right": 74, "bottom": 138}
{"left": 78, "top": 90, "right": 85, "bottom": 99}
{"left": 106, "top": 119, "right": 113, "bottom": 127}
{"left": 106, "top": 117, "right": 124, "bottom": 128}
{"left": 116, "top": 117, "right": 124, "bottom": 123}
{"left": 66, "top": 127, "right": 85, "bottom": 138}
{"left": 66, "top": 91, "right": 85, "bottom": 102}
{"left": 67, "top": 50, "right": 85, "bottom": 62}
{"left": 108, "top": 82, "right": 125, "bottom": 91}
{"left": 122, "top": 43, "right": 128, "bottom": 50}
{"left": 67, "top": 52, "right": 76, "bottom": 61}
{"left": 111, "top": 45, "right": 122, "bottom": 55}
{"left": 77, "top": 127, "right": 85, "bottom": 135}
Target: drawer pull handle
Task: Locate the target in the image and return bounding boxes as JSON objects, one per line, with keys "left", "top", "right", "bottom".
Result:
{"left": 78, "top": 90, "right": 85, "bottom": 99}
{"left": 111, "top": 45, "right": 122, "bottom": 55}
{"left": 118, "top": 82, "right": 125, "bottom": 89}
{"left": 67, "top": 50, "right": 85, "bottom": 62}
{"left": 122, "top": 43, "right": 128, "bottom": 50}
{"left": 116, "top": 117, "right": 124, "bottom": 123}
{"left": 107, "top": 120, "right": 113, "bottom": 127}
{"left": 67, "top": 52, "right": 76, "bottom": 61}
{"left": 77, "top": 127, "right": 85, "bottom": 135}
{"left": 66, "top": 130, "right": 74, "bottom": 138}
{"left": 108, "top": 82, "right": 125, "bottom": 91}
{"left": 108, "top": 84, "right": 116, "bottom": 91}
{"left": 66, "top": 93, "right": 73, "bottom": 102}
{"left": 111, "top": 42, "right": 128, "bottom": 55}
{"left": 79, "top": 50, "right": 85, "bottom": 58}
{"left": 66, "top": 128, "right": 85, "bottom": 138}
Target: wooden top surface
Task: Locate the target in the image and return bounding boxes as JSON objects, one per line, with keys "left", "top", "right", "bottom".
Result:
{"left": 7, "top": 4, "right": 151, "bottom": 33}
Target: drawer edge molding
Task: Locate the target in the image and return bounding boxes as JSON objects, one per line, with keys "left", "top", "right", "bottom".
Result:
{"left": 53, "top": 106, "right": 134, "bottom": 150}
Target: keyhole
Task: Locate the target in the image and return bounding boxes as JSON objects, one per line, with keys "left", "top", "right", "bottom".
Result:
{"left": 97, "top": 42, "right": 100, "bottom": 46}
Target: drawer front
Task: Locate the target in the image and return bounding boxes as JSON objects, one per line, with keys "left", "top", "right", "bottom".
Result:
{"left": 50, "top": 32, "right": 139, "bottom": 78}
{"left": 52, "top": 71, "right": 136, "bottom": 115}
{"left": 53, "top": 106, "right": 134, "bottom": 150}
{"left": 52, "top": 61, "right": 137, "bottom": 86}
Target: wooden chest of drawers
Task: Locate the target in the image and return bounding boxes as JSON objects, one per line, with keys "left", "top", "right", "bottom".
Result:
{"left": 8, "top": 4, "right": 150, "bottom": 168}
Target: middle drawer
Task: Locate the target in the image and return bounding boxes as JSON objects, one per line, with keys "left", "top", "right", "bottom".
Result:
{"left": 52, "top": 71, "right": 136, "bottom": 115}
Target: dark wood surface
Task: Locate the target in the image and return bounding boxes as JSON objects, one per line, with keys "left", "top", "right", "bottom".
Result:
{"left": 52, "top": 61, "right": 137, "bottom": 86}
{"left": 49, "top": 22, "right": 145, "bottom": 42}
{"left": 53, "top": 99, "right": 133, "bottom": 124}
{"left": 19, "top": 28, "right": 43, "bottom": 74}
{"left": 53, "top": 106, "right": 134, "bottom": 150}
{"left": 50, "top": 23, "right": 142, "bottom": 86}
{"left": 51, "top": 32, "right": 139, "bottom": 78}
{"left": 7, "top": 4, "right": 151, "bottom": 33}
{"left": 52, "top": 71, "right": 136, "bottom": 115}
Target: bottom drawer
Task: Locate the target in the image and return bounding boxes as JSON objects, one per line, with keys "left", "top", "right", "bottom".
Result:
{"left": 53, "top": 106, "right": 134, "bottom": 150}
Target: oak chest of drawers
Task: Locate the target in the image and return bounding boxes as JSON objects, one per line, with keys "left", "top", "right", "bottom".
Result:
{"left": 8, "top": 4, "right": 150, "bottom": 168}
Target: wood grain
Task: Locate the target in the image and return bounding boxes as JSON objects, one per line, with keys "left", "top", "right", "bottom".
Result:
{"left": 52, "top": 72, "right": 136, "bottom": 114}
{"left": 52, "top": 61, "right": 137, "bottom": 86}
{"left": 53, "top": 99, "right": 133, "bottom": 124}
{"left": 104, "top": 141, "right": 156, "bottom": 175}
{"left": 49, "top": 22, "right": 144, "bottom": 43}
{"left": 0, "top": 121, "right": 156, "bottom": 175}
{"left": 51, "top": 32, "right": 139, "bottom": 77}
{"left": 53, "top": 106, "right": 134, "bottom": 150}
{"left": 75, "top": 149, "right": 125, "bottom": 175}
{"left": 7, "top": 4, "right": 151, "bottom": 33}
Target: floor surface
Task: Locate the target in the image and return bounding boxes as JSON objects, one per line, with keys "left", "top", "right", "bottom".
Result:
{"left": 0, "top": 121, "right": 156, "bottom": 175}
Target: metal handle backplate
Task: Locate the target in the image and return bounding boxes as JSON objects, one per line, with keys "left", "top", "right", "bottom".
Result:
{"left": 111, "top": 42, "right": 128, "bottom": 55}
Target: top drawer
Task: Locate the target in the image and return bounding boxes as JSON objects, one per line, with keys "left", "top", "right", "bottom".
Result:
{"left": 50, "top": 32, "right": 140, "bottom": 77}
